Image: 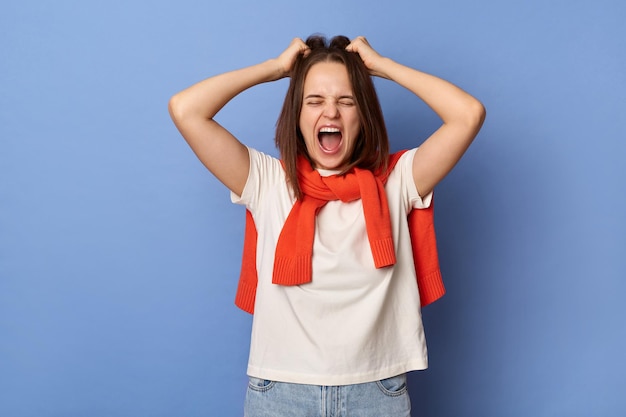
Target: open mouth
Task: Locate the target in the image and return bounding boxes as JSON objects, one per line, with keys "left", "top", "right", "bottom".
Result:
{"left": 318, "top": 127, "right": 342, "bottom": 153}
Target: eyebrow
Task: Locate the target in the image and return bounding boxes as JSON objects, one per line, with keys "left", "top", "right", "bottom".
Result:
{"left": 303, "top": 94, "right": 355, "bottom": 100}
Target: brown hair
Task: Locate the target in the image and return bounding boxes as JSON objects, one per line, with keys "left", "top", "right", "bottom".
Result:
{"left": 275, "top": 35, "right": 390, "bottom": 199}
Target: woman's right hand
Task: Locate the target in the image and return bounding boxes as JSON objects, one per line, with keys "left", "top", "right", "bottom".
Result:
{"left": 169, "top": 37, "right": 311, "bottom": 196}
{"left": 273, "top": 38, "right": 310, "bottom": 80}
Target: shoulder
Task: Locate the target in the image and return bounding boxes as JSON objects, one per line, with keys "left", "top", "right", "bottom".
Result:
{"left": 388, "top": 148, "right": 432, "bottom": 209}
{"left": 244, "top": 147, "right": 285, "bottom": 181}
{"left": 247, "top": 147, "right": 280, "bottom": 167}
{"left": 389, "top": 148, "right": 417, "bottom": 178}
{"left": 232, "top": 147, "right": 293, "bottom": 207}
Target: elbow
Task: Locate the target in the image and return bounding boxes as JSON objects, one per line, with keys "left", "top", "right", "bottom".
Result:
{"left": 168, "top": 92, "right": 185, "bottom": 124}
{"left": 168, "top": 92, "right": 213, "bottom": 126}
{"left": 461, "top": 98, "right": 486, "bottom": 136}
{"left": 447, "top": 97, "right": 486, "bottom": 133}
{"left": 476, "top": 100, "right": 486, "bottom": 126}
{"left": 469, "top": 98, "right": 486, "bottom": 130}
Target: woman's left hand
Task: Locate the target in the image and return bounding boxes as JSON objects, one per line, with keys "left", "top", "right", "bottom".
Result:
{"left": 346, "top": 36, "right": 388, "bottom": 79}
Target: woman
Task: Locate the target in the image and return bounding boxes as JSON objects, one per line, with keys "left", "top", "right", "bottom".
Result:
{"left": 169, "top": 35, "right": 485, "bottom": 417}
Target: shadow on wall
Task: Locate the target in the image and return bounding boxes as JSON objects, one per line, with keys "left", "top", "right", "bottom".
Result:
{"left": 403, "top": 108, "right": 578, "bottom": 414}
{"left": 404, "top": 119, "right": 526, "bottom": 415}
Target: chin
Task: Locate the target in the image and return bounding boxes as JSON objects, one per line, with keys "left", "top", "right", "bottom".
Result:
{"left": 316, "top": 154, "right": 349, "bottom": 171}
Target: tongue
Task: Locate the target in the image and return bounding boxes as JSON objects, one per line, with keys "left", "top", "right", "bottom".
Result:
{"left": 319, "top": 133, "right": 341, "bottom": 152}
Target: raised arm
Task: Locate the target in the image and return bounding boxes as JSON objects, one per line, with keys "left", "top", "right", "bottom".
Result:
{"left": 168, "top": 38, "right": 310, "bottom": 196}
{"left": 347, "top": 37, "right": 486, "bottom": 197}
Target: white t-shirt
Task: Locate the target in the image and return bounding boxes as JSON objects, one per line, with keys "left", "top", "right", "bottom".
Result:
{"left": 231, "top": 147, "right": 433, "bottom": 386}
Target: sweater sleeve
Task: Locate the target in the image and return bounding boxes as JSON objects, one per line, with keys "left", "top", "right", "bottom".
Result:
{"left": 408, "top": 202, "right": 445, "bottom": 307}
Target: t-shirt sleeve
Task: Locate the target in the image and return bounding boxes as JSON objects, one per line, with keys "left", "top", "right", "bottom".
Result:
{"left": 399, "top": 148, "right": 433, "bottom": 209}
{"left": 230, "top": 147, "right": 287, "bottom": 211}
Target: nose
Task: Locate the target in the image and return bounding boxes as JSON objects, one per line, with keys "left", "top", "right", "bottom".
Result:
{"left": 323, "top": 102, "right": 339, "bottom": 119}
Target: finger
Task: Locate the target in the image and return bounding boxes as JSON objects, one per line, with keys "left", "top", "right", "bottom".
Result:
{"left": 288, "top": 38, "right": 306, "bottom": 52}
{"left": 346, "top": 36, "right": 370, "bottom": 54}
{"left": 350, "top": 36, "right": 368, "bottom": 46}
{"left": 345, "top": 40, "right": 358, "bottom": 52}
{"left": 294, "top": 38, "right": 310, "bottom": 56}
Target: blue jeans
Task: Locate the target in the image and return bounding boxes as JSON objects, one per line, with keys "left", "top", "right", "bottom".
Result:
{"left": 244, "top": 373, "right": 411, "bottom": 417}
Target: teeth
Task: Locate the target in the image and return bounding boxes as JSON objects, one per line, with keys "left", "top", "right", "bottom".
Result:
{"left": 319, "top": 127, "right": 340, "bottom": 133}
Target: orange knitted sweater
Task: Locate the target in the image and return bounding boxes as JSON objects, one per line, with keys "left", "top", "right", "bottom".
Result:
{"left": 235, "top": 151, "right": 445, "bottom": 314}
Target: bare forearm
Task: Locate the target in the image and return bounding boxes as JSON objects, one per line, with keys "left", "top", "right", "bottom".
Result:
{"left": 375, "top": 57, "right": 484, "bottom": 126}
{"left": 169, "top": 59, "right": 283, "bottom": 122}
{"left": 170, "top": 37, "right": 309, "bottom": 125}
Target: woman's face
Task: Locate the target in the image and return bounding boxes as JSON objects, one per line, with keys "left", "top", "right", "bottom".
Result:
{"left": 299, "top": 61, "right": 361, "bottom": 171}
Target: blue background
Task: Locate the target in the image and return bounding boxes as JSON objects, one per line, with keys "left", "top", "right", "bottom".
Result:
{"left": 2, "top": 0, "right": 625, "bottom": 416}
